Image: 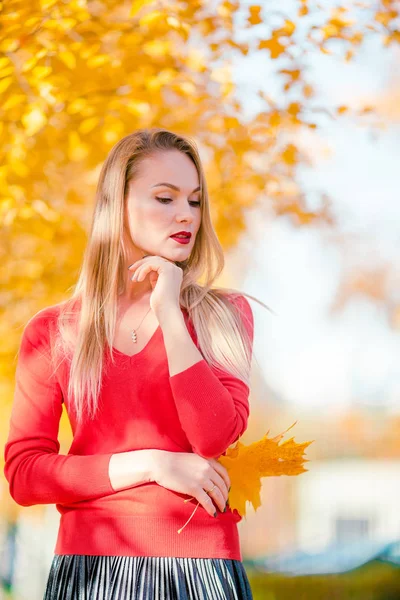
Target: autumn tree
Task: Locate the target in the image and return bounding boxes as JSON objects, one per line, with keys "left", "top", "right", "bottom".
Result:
{"left": 0, "top": 0, "right": 399, "bottom": 439}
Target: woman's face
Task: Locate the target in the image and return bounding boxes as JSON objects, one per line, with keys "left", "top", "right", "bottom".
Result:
{"left": 124, "top": 150, "right": 202, "bottom": 262}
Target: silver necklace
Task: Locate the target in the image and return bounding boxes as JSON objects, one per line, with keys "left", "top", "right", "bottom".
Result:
{"left": 131, "top": 305, "right": 152, "bottom": 343}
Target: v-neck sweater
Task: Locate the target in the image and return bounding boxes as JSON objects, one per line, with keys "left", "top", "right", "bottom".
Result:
{"left": 3, "top": 294, "right": 254, "bottom": 560}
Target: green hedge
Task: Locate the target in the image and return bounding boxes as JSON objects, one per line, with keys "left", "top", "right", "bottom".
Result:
{"left": 247, "top": 561, "right": 400, "bottom": 600}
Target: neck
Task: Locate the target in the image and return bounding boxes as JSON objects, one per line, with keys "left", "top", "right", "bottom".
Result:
{"left": 118, "top": 286, "right": 152, "bottom": 303}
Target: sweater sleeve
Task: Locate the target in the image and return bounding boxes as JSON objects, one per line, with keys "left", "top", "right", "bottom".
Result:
{"left": 3, "top": 310, "right": 115, "bottom": 507}
{"left": 169, "top": 295, "right": 254, "bottom": 459}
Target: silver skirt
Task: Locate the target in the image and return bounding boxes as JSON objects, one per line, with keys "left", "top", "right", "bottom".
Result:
{"left": 43, "top": 554, "right": 254, "bottom": 600}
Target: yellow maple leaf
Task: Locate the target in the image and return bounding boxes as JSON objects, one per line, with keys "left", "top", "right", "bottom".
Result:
{"left": 178, "top": 422, "right": 313, "bottom": 533}
{"left": 219, "top": 422, "right": 313, "bottom": 516}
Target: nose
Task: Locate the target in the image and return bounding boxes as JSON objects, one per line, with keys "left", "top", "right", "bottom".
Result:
{"left": 176, "top": 214, "right": 192, "bottom": 223}
{"left": 175, "top": 207, "right": 195, "bottom": 223}
{"left": 173, "top": 195, "right": 199, "bottom": 226}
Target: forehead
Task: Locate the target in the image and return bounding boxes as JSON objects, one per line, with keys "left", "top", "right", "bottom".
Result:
{"left": 135, "top": 150, "right": 200, "bottom": 187}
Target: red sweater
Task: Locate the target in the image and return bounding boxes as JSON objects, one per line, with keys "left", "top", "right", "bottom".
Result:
{"left": 3, "top": 294, "right": 254, "bottom": 560}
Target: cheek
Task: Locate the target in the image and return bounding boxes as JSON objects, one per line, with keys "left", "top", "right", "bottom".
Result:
{"left": 127, "top": 201, "right": 170, "bottom": 237}
{"left": 145, "top": 201, "right": 170, "bottom": 222}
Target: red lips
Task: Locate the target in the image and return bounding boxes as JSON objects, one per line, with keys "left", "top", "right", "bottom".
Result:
{"left": 170, "top": 231, "right": 191, "bottom": 238}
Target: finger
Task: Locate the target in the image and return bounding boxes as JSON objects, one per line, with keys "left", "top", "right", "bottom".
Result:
{"left": 130, "top": 266, "right": 144, "bottom": 281}
{"left": 208, "top": 458, "right": 231, "bottom": 494}
{"left": 208, "top": 471, "right": 229, "bottom": 508}
{"left": 128, "top": 255, "right": 155, "bottom": 271}
{"left": 131, "top": 265, "right": 154, "bottom": 281}
{"left": 135, "top": 265, "right": 159, "bottom": 282}
{"left": 131, "top": 266, "right": 147, "bottom": 282}
{"left": 197, "top": 488, "right": 217, "bottom": 517}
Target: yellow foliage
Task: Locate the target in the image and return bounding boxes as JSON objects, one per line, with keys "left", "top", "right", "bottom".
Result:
{"left": 129, "top": 0, "right": 157, "bottom": 19}
{"left": 281, "top": 143, "right": 298, "bottom": 165}
{"left": 0, "top": 0, "right": 397, "bottom": 464}
{"left": 248, "top": 6, "right": 262, "bottom": 26}
{"left": 259, "top": 37, "right": 287, "bottom": 59}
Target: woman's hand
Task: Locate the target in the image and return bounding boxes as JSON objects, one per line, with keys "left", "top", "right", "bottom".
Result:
{"left": 149, "top": 450, "right": 231, "bottom": 518}
{"left": 128, "top": 255, "right": 183, "bottom": 319}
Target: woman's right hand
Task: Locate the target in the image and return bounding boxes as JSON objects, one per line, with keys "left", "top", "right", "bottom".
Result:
{"left": 149, "top": 450, "right": 231, "bottom": 517}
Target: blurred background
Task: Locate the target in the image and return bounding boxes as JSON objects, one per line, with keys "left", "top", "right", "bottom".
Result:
{"left": 1, "top": 0, "right": 400, "bottom": 598}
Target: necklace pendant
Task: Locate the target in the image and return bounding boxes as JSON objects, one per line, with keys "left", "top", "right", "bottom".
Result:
{"left": 129, "top": 305, "right": 152, "bottom": 344}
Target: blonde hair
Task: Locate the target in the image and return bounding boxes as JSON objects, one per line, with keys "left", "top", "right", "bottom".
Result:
{"left": 52, "top": 128, "right": 272, "bottom": 424}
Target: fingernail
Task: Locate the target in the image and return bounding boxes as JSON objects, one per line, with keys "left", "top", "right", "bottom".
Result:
{"left": 214, "top": 511, "right": 217, "bottom": 518}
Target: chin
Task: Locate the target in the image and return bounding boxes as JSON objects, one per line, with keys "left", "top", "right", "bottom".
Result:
{"left": 165, "top": 249, "right": 190, "bottom": 264}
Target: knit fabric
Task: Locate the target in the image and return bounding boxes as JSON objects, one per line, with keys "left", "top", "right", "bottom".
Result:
{"left": 4, "top": 295, "right": 254, "bottom": 560}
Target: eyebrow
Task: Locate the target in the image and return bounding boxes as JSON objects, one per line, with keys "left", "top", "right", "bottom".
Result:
{"left": 151, "top": 182, "right": 201, "bottom": 193}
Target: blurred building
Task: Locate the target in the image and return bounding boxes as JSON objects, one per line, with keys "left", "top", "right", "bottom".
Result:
{"left": 296, "top": 459, "right": 400, "bottom": 552}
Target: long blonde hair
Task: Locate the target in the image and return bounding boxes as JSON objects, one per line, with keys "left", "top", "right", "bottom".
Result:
{"left": 52, "top": 128, "right": 272, "bottom": 424}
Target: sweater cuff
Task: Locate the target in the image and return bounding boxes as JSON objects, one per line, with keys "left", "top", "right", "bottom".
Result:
{"left": 82, "top": 453, "right": 115, "bottom": 494}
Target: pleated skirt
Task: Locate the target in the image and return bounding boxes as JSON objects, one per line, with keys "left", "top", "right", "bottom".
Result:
{"left": 43, "top": 554, "right": 254, "bottom": 600}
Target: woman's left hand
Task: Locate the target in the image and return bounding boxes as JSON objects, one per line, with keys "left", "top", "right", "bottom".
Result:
{"left": 128, "top": 255, "right": 183, "bottom": 319}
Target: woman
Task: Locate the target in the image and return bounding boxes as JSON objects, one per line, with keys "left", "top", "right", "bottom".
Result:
{"left": 4, "top": 128, "right": 265, "bottom": 599}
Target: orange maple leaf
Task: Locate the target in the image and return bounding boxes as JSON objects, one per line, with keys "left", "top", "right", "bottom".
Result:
{"left": 178, "top": 422, "right": 313, "bottom": 533}
{"left": 219, "top": 421, "right": 313, "bottom": 516}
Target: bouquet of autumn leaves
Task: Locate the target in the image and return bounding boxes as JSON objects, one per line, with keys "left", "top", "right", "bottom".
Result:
{"left": 178, "top": 422, "right": 313, "bottom": 533}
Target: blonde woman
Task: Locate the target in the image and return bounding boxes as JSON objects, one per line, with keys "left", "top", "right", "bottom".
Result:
{"left": 4, "top": 128, "right": 266, "bottom": 599}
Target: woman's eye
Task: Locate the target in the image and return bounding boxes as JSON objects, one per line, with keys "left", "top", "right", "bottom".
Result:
{"left": 156, "top": 197, "right": 201, "bottom": 207}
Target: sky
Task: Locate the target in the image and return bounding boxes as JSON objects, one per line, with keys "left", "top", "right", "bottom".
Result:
{"left": 228, "top": 6, "right": 400, "bottom": 413}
